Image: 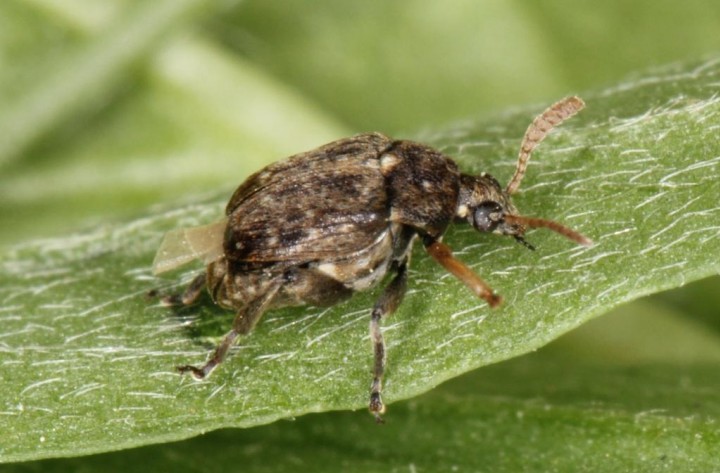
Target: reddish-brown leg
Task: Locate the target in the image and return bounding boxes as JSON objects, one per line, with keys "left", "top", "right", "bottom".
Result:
{"left": 424, "top": 240, "right": 502, "bottom": 308}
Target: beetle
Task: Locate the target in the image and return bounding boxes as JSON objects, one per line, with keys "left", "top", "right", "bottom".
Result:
{"left": 152, "top": 96, "right": 591, "bottom": 422}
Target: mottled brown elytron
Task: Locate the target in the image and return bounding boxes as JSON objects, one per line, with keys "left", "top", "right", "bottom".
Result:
{"left": 153, "top": 96, "right": 592, "bottom": 422}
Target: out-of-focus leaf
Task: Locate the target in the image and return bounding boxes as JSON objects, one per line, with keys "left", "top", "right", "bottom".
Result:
{"left": 210, "top": 0, "right": 720, "bottom": 132}
{"left": 0, "top": 0, "right": 211, "bottom": 168}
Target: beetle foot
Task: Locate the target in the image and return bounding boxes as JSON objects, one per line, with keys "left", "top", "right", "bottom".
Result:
{"left": 369, "top": 392, "right": 386, "bottom": 424}
{"left": 487, "top": 292, "right": 503, "bottom": 308}
{"left": 177, "top": 364, "right": 209, "bottom": 380}
{"left": 145, "top": 289, "right": 181, "bottom": 307}
{"left": 161, "top": 294, "right": 185, "bottom": 307}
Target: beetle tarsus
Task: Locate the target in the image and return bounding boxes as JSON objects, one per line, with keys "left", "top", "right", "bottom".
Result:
{"left": 154, "top": 273, "right": 207, "bottom": 307}
{"left": 487, "top": 292, "right": 503, "bottom": 308}
{"left": 177, "top": 330, "right": 236, "bottom": 381}
{"left": 369, "top": 391, "right": 386, "bottom": 424}
{"left": 177, "top": 364, "right": 211, "bottom": 380}
{"left": 161, "top": 294, "right": 183, "bottom": 307}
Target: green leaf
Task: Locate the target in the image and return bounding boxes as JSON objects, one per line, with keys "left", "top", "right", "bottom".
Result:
{"left": 4, "top": 301, "right": 720, "bottom": 472}
{"left": 2, "top": 57, "right": 720, "bottom": 463}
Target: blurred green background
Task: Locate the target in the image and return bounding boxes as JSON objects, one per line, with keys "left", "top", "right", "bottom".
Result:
{"left": 1, "top": 0, "right": 720, "bottom": 471}
{"left": 3, "top": 0, "right": 720, "bottom": 246}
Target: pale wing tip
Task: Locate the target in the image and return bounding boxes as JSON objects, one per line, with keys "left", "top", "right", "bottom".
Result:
{"left": 152, "top": 251, "right": 196, "bottom": 275}
{"left": 151, "top": 219, "right": 227, "bottom": 275}
{"left": 152, "top": 228, "right": 195, "bottom": 275}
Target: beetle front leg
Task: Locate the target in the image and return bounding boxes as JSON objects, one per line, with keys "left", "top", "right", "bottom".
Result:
{"left": 178, "top": 278, "right": 282, "bottom": 379}
{"left": 424, "top": 238, "right": 502, "bottom": 307}
{"left": 369, "top": 261, "right": 408, "bottom": 423}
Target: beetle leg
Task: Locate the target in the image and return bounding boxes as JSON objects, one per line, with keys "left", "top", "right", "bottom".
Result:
{"left": 178, "top": 278, "right": 282, "bottom": 379}
{"left": 424, "top": 239, "right": 502, "bottom": 307}
{"left": 158, "top": 273, "right": 207, "bottom": 307}
{"left": 369, "top": 260, "right": 408, "bottom": 423}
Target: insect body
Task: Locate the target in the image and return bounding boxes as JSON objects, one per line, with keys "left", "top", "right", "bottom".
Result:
{"left": 153, "top": 96, "right": 591, "bottom": 422}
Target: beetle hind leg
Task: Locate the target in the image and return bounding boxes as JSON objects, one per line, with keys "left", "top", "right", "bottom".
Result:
{"left": 368, "top": 260, "right": 408, "bottom": 423}
{"left": 178, "top": 278, "right": 282, "bottom": 379}
{"left": 157, "top": 273, "right": 207, "bottom": 307}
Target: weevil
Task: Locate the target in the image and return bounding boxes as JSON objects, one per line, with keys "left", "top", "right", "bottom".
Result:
{"left": 152, "top": 96, "right": 592, "bottom": 422}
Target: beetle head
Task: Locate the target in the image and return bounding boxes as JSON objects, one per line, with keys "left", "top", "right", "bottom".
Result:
{"left": 456, "top": 96, "right": 592, "bottom": 250}
{"left": 457, "top": 173, "right": 528, "bottom": 242}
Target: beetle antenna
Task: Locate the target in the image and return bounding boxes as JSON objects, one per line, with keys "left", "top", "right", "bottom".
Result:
{"left": 506, "top": 96, "right": 585, "bottom": 195}
{"left": 505, "top": 214, "right": 593, "bottom": 247}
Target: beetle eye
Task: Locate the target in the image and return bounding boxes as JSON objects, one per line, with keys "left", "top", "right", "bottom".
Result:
{"left": 473, "top": 202, "right": 504, "bottom": 232}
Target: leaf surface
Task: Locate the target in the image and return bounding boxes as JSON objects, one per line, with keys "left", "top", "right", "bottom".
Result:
{"left": 2, "top": 58, "right": 720, "bottom": 462}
